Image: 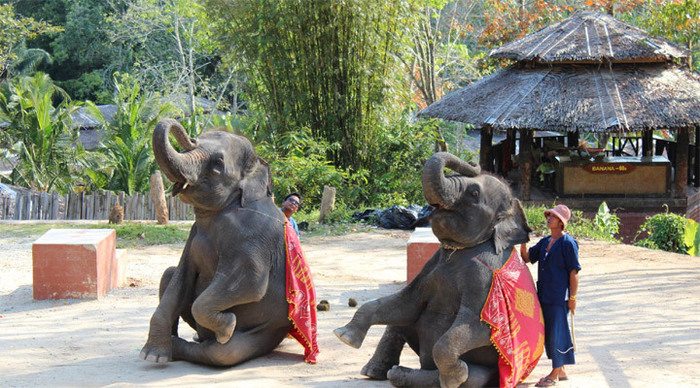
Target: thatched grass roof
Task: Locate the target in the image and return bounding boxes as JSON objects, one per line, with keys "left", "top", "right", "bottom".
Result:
{"left": 490, "top": 11, "right": 688, "bottom": 63}
{"left": 419, "top": 63, "right": 700, "bottom": 132}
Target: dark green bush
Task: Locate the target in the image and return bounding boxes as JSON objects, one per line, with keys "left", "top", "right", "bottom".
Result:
{"left": 635, "top": 207, "right": 689, "bottom": 254}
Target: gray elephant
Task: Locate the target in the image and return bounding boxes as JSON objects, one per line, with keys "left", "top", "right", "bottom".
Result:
{"left": 140, "top": 119, "right": 306, "bottom": 366}
{"left": 335, "top": 152, "right": 533, "bottom": 387}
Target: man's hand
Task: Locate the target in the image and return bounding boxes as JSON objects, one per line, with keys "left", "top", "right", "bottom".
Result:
{"left": 568, "top": 297, "right": 576, "bottom": 314}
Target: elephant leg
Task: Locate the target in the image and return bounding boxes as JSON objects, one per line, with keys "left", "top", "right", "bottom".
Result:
{"left": 190, "top": 268, "right": 270, "bottom": 345}
{"left": 159, "top": 266, "right": 196, "bottom": 336}
{"left": 387, "top": 363, "right": 495, "bottom": 388}
{"left": 432, "top": 306, "right": 491, "bottom": 388}
{"left": 172, "top": 324, "right": 289, "bottom": 367}
{"left": 387, "top": 366, "right": 439, "bottom": 387}
{"left": 361, "top": 326, "right": 410, "bottom": 380}
{"left": 334, "top": 287, "right": 423, "bottom": 349}
{"left": 141, "top": 260, "right": 197, "bottom": 363}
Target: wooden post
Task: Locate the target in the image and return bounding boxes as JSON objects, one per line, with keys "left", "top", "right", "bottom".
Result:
{"left": 479, "top": 126, "right": 494, "bottom": 172}
{"left": 675, "top": 127, "right": 689, "bottom": 197}
{"left": 641, "top": 130, "right": 654, "bottom": 157}
{"left": 319, "top": 185, "right": 336, "bottom": 223}
{"left": 519, "top": 128, "right": 533, "bottom": 201}
{"left": 567, "top": 130, "right": 579, "bottom": 149}
{"left": 150, "top": 171, "right": 169, "bottom": 224}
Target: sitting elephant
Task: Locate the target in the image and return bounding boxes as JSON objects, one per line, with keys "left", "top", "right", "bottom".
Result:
{"left": 140, "top": 119, "right": 293, "bottom": 366}
{"left": 335, "top": 152, "right": 532, "bottom": 387}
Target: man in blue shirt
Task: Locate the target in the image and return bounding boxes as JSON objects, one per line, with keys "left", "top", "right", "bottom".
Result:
{"left": 520, "top": 204, "right": 581, "bottom": 387}
{"left": 281, "top": 192, "right": 301, "bottom": 236}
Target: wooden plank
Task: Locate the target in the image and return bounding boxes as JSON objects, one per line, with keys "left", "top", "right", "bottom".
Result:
{"left": 136, "top": 193, "right": 146, "bottom": 220}
{"left": 62, "top": 193, "right": 69, "bottom": 219}
{"left": 86, "top": 194, "right": 94, "bottom": 220}
{"left": 14, "top": 194, "right": 22, "bottom": 220}
{"left": 50, "top": 192, "right": 58, "bottom": 220}
{"left": 70, "top": 192, "right": 80, "bottom": 219}
{"left": 103, "top": 191, "right": 110, "bottom": 220}
{"left": 25, "top": 193, "right": 33, "bottom": 220}
{"left": 40, "top": 192, "right": 48, "bottom": 220}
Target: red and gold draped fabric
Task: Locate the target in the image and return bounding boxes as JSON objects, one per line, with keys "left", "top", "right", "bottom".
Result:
{"left": 284, "top": 221, "right": 319, "bottom": 364}
{"left": 481, "top": 249, "right": 544, "bottom": 388}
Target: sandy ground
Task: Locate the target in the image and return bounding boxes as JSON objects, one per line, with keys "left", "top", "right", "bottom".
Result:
{"left": 1, "top": 227, "right": 699, "bottom": 387}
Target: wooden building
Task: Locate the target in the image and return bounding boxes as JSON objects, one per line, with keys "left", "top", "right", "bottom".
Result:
{"left": 419, "top": 11, "right": 700, "bottom": 230}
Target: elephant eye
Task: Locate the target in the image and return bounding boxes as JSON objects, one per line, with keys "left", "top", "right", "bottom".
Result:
{"left": 212, "top": 157, "right": 224, "bottom": 175}
{"left": 471, "top": 190, "right": 479, "bottom": 198}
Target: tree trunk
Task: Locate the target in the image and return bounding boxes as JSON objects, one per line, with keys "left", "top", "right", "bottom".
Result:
{"left": 150, "top": 171, "right": 169, "bottom": 224}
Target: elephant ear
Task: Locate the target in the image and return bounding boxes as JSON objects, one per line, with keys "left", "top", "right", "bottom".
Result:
{"left": 493, "top": 199, "right": 532, "bottom": 255}
{"left": 240, "top": 157, "right": 272, "bottom": 208}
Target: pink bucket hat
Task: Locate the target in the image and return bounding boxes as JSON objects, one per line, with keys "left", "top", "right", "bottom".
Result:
{"left": 544, "top": 204, "right": 571, "bottom": 228}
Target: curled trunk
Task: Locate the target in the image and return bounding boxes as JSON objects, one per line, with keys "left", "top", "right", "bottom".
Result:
{"left": 153, "top": 119, "right": 206, "bottom": 185}
{"left": 422, "top": 152, "right": 480, "bottom": 209}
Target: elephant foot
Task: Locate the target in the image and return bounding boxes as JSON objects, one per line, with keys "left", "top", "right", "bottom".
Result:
{"left": 215, "top": 313, "right": 237, "bottom": 344}
{"left": 387, "top": 365, "right": 440, "bottom": 387}
{"left": 361, "top": 359, "right": 394, "bottom": 380}
{"left": 334, "top": 324, "right": 367, "bottom": 349}
{"left": 139, "top": 337, "right": 173, "bottom": 363}
{"left": 438, "top": 360, "right": 468, "bottom": 388}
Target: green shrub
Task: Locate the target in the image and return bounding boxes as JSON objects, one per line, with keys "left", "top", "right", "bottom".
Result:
{"left": 255, "top": 127, "right": 350, "bottom": 207}
{"left": 635, "top": 206, "right": 690, "bottom": 254}
{"left": 524, "top": 202, "right": 619, "bottom": 242}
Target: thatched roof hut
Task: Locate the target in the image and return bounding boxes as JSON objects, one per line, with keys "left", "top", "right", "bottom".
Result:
{"left": 420, "top": 64, "right": 700, "bottom": 133}
{"left": 490, "top": 11, "right": 688, "bottom": 63}
{"left": 419, "top": 11, "right": 699, "bottom": 200}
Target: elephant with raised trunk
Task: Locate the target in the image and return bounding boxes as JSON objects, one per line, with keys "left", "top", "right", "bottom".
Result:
{"left": 140, "top": 119, "right": 291, "bottom": 366}
{"left": 335, "top": 152, "right": 532, "bottom": 387}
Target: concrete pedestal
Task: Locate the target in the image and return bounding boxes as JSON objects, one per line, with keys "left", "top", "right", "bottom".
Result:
{"left": 32, "top": 229, "right": 117, "bottom": 300}
{"left": 406, "top": 227, "right": 440, "bottom": 283}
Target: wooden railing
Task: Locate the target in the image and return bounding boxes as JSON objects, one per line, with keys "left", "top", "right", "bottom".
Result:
{"left": 0, "top": 189, "right": 193, "bottom": 221}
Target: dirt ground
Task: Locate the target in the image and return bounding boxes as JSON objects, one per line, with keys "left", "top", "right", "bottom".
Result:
{"left": 1, "top": 227, "right": 698, "bottom": 387}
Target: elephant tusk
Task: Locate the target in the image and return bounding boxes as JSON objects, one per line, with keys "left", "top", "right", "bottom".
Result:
{"left": 183, "top": 182, "right": 189, "bottom": 190}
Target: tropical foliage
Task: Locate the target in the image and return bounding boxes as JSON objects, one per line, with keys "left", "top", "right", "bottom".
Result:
{"left": 0, "top": 73, "right": 80, "bottom": 193}
{"left": 81, "top": 74, "right": 175, "bottom": 194}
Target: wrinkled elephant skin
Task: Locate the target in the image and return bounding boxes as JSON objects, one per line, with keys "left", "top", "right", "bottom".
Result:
{"left": 140, "top": 119, "right": 290, "bottom": 367}
{"left": 335, "top": 152, "right": 532, "bottom": 387}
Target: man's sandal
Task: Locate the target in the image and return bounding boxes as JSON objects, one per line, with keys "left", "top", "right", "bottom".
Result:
{"left": 535, "top": 377, "right": 557, "bottom": 387}
{"left": 559, "top": 375, "right": 569, "bottom": 381}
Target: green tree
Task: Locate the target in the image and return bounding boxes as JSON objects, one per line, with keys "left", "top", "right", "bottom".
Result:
{"left": 106, "top": 0, "right": 237, "bottom": 122}
{"left": 204, "top": 0, "right": 414, "bottom": 170}
{"left": 402, "top": 0, "right": 494, "bottom": 151}
{"left": 82, "top": 74, "right": 176, "bottom": 194}
{"left": 642, "top": 0, "right": 700, "bottom": 70}
{"left": 0, "top": 4, "right": 61, "bottom": 79}
{"left": 0, "top": 73, "right": 81, "bottom": 193}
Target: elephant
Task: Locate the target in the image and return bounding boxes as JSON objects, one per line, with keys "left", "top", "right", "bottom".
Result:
{"left": 334, "top": 152, "right": 532, "bottom": 387}
{"left": 140, "top": 118, "right": 292, "bottom": 367}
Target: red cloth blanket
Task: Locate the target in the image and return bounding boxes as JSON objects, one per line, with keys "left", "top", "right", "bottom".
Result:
{"left": 480, "top": 248, "right": 544, "bottom": 388}
{"left": 284, "top": 221, "right": 319, "bottom": 364}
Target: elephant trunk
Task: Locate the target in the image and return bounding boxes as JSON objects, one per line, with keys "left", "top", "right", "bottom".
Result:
{"left": 153, "top": 119, "right": 206, "bottom": 185}
{"left": 422, "top": 152, "right": 481, "bottom": 209}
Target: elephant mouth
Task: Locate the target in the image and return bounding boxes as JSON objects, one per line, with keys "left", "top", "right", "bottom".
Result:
{"left": 172, "top": 181, "right": 190, "bottom": 196}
